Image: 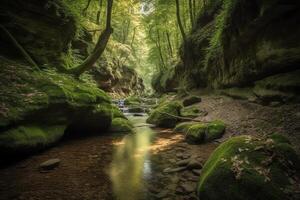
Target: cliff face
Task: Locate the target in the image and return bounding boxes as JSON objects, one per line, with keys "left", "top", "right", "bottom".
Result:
{"left": 0, "top": 0, "right": 76, "bottom": 67}
{"left": 160, "top": 0, "right": 300, "bottom": 102}
{"left": 0, "top": 0, "right": 142, "bottom": 158}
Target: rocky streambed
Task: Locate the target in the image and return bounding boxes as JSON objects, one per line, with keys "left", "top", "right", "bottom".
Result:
{"left": 0, "top": 111, "right": 216, "bottom": 200}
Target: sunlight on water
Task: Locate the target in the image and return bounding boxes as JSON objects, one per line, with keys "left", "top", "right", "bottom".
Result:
{"left": 109, "top": 116, "right": 155, "bottom": 200}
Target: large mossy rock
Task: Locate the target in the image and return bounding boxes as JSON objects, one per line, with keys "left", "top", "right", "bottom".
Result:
{"left": 197, "top": 134, "right": 300, "bottom": 200}
{"left": 174, "top": 121, "right": 226, "bottom": 144}
{"left": 0, "top": 125, "right": 66, "bottom": 157}
{"left": 0, "top": 57, "right": 113, "bottom": 155}
{"left": 174, "top": 122, "right": 195, "bottom": 133}
{"left": 146, "top": 101, "right": 182, "bottom": 128}
{"left": 110, "top": 118, "right": 134, "bottom": 133}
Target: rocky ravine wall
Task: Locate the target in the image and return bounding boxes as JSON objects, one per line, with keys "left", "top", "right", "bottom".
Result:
{"left": 0, "top": 0, "right": 139, "bottom": 158}
{"left": 156, "top": 0, "right": 300, "bottom": 104}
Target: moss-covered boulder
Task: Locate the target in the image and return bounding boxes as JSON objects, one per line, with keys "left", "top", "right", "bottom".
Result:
{"left": 181, "top": 106, "right": 201, "bottom": 118}
{"left": 186, "top": 124, "right": 207, "bottom": 144}
{"left": 175, "top": 121, "right": 225, "bottom": 144}
{"left": 128, "top": 106, "right": 144, "bottom": 113}
{"left": 197, "top": 135, "right": 300, "bottom": 200}
{"left": 182, "top": 96, "right": 202, "bottom": 107}
{"left": 0, "top": 125, "right": 66, "bottom": 157}
{"left": 110, "top": 118, "right": 134, "bottom": 133}
{"left": 124, "top": 96, "right": 141, "bottom": 106}
{"left": 146, "top": 101, "right": 182, "bottom": 128}
{"left": 0, "top": 57, "right": 113, "bottom": 155}
{"left": 174, "top": 122, "right": 195, "bottom": 133}
{"left": 111, "top": 105, "right": 126, "bottom": 119}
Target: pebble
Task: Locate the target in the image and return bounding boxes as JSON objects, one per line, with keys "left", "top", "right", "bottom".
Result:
{"left": 39, "top": 158, "right": 60, "bottom": 170}
{"left": 181, "top": 183, "right": 196, "bottom": 194}
{"left": 155, "top": 190, "right": 169, "bottom": 199}
{"left": 187, "top": 160, "right": 202, "bottom": 170}
{"left": 176, "top": 159, "right": 191, "bottom": 167}
{"left": 163, "top": 167, "right": 186, "bottom": 173}
{"left": 192, "top": 169, "right": 202, "bottom": 176}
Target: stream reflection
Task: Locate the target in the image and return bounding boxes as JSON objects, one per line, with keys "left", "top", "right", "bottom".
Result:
{"left": 109, "top": 116, "right": 156, "bottom": 200}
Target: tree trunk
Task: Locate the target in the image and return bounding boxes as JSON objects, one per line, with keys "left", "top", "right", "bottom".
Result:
{"left": 188, "top": 0, "right": 194, "bottom": 25}
{"left": 165, "top": 31, "right": 173, "bottom": 58}
{"left": 175, "top": 0, "right": 186, "bottom": 42}
{"left": 156, "top": 29, "right": 166, "bottom": 69}
{"left": 66, "top": 0, "right": 114, "bottom": 77}
{"left": 96, "top": 0, "right": 103, "bottom": 25}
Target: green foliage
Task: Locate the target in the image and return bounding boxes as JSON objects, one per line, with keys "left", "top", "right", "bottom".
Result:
{"left": 204, "top": 0, "right": 239, "bottom": 69}
{"left": 198, "top": 135, "right": 299, "bottom": 200}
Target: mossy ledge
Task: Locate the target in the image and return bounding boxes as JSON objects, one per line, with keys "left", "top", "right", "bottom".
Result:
{"left": 0, "top": 57, "right": 114, "bottom": 157}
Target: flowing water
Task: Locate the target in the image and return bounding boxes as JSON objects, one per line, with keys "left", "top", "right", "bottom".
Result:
{"left": 109, "top": 115, "right": 156, "bottom": 200}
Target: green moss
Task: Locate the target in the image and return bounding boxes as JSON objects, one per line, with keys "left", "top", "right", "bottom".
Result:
{"left": 146, "top": 101, "right": 182, "bottom": 128}
{"left": 0, "top": 125, "right": 66, "bottom": 155}
{"left": 186, "top": 124, "right": 207, "bottom": 144}
{"left": 173, "top": 122, "right": 195, "bottom": 133}
{"left": 124, "top": 96, "right": 141, "bottom": 106}
{"left": 181, "top": 106, "right": 200, "bottom": 118}
{"left": 181, "top": 121, "right": 225, "bottom": 144}
{"left": 206, "top": 120, "right": 226, "bottom": 142}
{"left": 198, "top": 135, "right": 300, "bottom": 200}
{"left": 110, "top": 118, "right": 134, "bottom": 133}
{"left": 111, "top": 105, "right": 126, "bottom": 119}
{"left": 269, "top": 133, "right": 291, "bottom": 144}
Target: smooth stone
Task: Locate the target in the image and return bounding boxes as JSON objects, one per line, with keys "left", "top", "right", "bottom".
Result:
{"left": 192, "top": 169, "right": 202, "bottom": 176}
{"left": 156, "top": 191, "right": 169, "bottom": 199}
{"left": 181, "top": 183, "right": 195, "bottom": 194}
{"left": 187, "top": 160, "right": 202, "bottom": 170}
{"left": 163, "top": 167, "right": 186, "bottom": 173}
{"left": 176, "top": 159, "right": 191, "bottom": 167}
{"left": 39, "top": 158, "right": 60, "bottom": 170}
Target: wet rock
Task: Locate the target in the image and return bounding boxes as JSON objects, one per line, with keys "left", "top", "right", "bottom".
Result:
{"left": 168, "top": 158, "right": 176, "bottom": 163}
{"left": 187, "top": 160, "right": 202, "bottom": 170}
{"left": 176, "top": 159, "right": 191, "bottom": 167}
{"left": 163, "top": 167, "right": 186, "bottom": 173}
{"left": 183, "top": 96, "right": 202, "bottom": 107}
{"left": 181, "top": 182, "right": 196, "bottom": 194}
{"left": 192, "top": 169, "right": 202, "bottom": 176}
{"left": 39, "top": 159, "right": 60, "bottom": 170}
{"left": 155, "top": 190, "right": 169, "bottom": 199}
{"left": 269, "top": 101, "right": 282, "bottom": 107}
